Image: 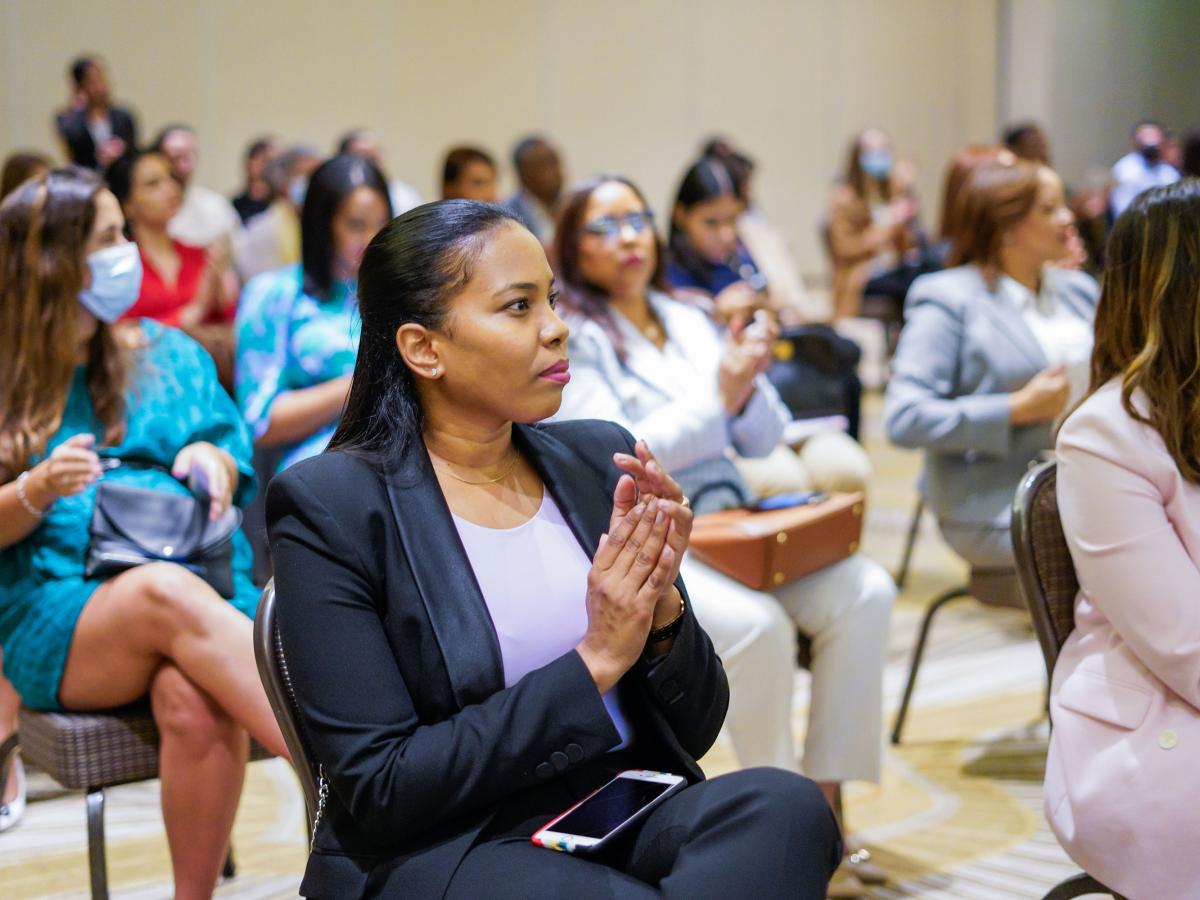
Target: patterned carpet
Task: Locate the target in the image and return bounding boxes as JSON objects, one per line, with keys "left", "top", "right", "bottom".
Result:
{"left": 0, "top": 394, "right": 1100, "bottom": 898}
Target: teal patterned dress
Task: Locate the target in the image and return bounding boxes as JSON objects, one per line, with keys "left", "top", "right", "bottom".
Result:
{"left": 0, "top": 321, "right": 258, "bottom": 710}
{"left": 234, "top": 265, "right": 359, "bottom": 474}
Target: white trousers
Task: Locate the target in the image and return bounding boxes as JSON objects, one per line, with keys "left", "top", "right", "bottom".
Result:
{"left": 680, "top": 552, "right": 895, "bottom": 783}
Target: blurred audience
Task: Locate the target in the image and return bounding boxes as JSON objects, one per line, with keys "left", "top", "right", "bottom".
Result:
{"left": 886, "top": 161, "right": 1098, "bottom": 568}
{"left": 235, "top": 154, "right": 391, "bottom": 474}
{"left": 826, "top": 128, "right": 925, "bottom": 320}
{"left": 552, "top": 175, "right": 895, "bottom": 896}
{"left": 1110, "top": 120, "right": 1179, "bottom": 218}
{"left": 55, "top": 56, "right": 138, "bottom": 171}
{"left": 1003, "top": 121, "right": 1051, "bottom": 165}
{"left": 337, "top": 127, "right": 421, "bottom": 215}
{"left": 0, "top": 151, "right": 52, "bottom": 201}
{"left": 1181, "top": 130, "right": 1200, "bottom": 178}
{"left": 231, "top": 136, "right": 277, "bottom": 224}
{"left": 1049, "top": 180, "right": 1200, "bottom": 899}
{"left": 0, "top": 167, "right": 287, "bottom": 892}
{"left": 502, "top": 135, "right": 564, "bottom": 246}
{"left": 441, "top": 145, "right": 498, "bottom": 202}
{"left": 234, "top": 143, "right": 321, "bottom": 281}
{"left": 153, "top": 124, "right": 242, "bottom": 247}
{"left": 105, "top": 149, "right": 236, "bottom": 388}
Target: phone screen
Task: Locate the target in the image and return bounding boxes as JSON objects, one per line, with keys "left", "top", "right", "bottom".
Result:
{"left": 551, "top": 777, "right": 674, "bottom": 839}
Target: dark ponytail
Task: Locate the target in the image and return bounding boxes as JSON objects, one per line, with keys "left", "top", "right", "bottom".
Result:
{"left": 328, "top": 200, "right": 522, "bottom": 461}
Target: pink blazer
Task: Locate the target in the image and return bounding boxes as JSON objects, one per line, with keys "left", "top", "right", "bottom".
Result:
{"left": 1048, "top": 379, "right": 1200, "bottom": 899}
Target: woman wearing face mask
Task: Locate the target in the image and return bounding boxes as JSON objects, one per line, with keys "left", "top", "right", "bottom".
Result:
{"left": 554, "top": 176, "right": 896, "bottom": 896}
{"left": 235, "top": 153, "right": 392, "bottom": 474}
{"left": 885, "top": 161, "right": 1098, "bottom": 568}
{"left": 666, "top": 158, "right": 871, "bottom": 498}
{"left": 0, "top": 168, "right": 287, "bottom": 895}
{"left": 267, "top": 200, "right": 841, "bottom": 898}
{"left": 826, "top": 128, "right": 924, "bottom": 320}
{"left": 105, "top": 149, "right": 237, "bottom": 388}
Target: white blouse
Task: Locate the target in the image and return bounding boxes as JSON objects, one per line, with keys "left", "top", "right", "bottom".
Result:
{"left": 1001, "top": 272, "right": 1095, "bottom": 413}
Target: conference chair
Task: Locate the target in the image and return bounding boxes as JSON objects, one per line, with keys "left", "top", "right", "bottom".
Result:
{"left": 1011, "top": 460, "right": 1124, "bottom": 900}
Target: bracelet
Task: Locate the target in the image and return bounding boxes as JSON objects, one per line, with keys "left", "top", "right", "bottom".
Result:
{"left": 647, "top": 592, "right": 686, "bottom": 644}
{"left": 15, "top": 470, "right": 50, "bottom": 519}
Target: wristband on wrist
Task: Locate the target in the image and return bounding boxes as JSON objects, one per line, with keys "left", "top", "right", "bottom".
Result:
{"left": 647, "top": 592, "right": 686, "bottom": 644}
{"left": 16, "top": 470, "right": 51, "bottom": 519}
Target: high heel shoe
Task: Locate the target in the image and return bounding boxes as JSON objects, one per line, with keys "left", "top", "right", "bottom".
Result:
{"left": 0, "top": 734, "right": 26, "bottom": 833}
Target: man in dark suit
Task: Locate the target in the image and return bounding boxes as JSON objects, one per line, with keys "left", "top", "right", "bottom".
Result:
{"left": 55, "top": 57, "right": 138, "bottom": 170}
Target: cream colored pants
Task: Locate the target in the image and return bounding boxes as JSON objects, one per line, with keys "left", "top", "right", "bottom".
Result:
{"left": 681, "top": 551, "right": 895, "bottom": 783}
{"left": 733, "top": 432, "right": 872, "bottom": 496}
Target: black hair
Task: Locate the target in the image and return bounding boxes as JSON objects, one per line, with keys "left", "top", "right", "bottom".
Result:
{"left": 443, "top": 146, "right": 496, "bottom": 185}
{"left": 328, "top": 200, "right": 523, "bottom": 460}
{"left": 667, "top": 157, "right": 744, "bottom": 287}
{"left": 150, "top": 123, "right": 194, "bottom": 153}
{"left": 1183, "top": 131, "right": 1200, "bottom": 179}
{"left": 336, "top": 128, "right": 369, "bottom": 155}
{"left": 1002, "top": 121, "right": 1040, "bottom": 149}
{"left": 70, "top": 56, "right": 97, "bottom": 86}
{"left": 246, "top": 137, "right": 274, "bottom": 161}
{"left": 102, "top": 148, "right": 167, "bottom": 214}
{"left": 512, "top": 136, "right": 549, "bottom": 170}
{"left": 300, "top": 153, "right": 393, "bottom": 299}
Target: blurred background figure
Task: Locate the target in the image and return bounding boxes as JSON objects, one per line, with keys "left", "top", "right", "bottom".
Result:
{"left": 503, "top": 134, "right": 564, "bottom": 246}
{"left": 153, "top": 124, "right": 242, "bottom": 248}
{"left": 231, "top": 136, "right": 278, "bottom": 225}
{"left": 105, "top": 149, "right": 237, "bottom": 389}
{"left": 440, "top": 145, "right": 498, "bottom": 202}
{"left": 337, "top": 127, "right": 421, "bottom": 215}
{"left": 234, "top": 143, "right": 321, "bottom": 281}
{"left": 825, "top": 127, "right": 926, "bottom": 321}
{"left": 1110, "top": 120, "right": 1179, "bottom": 218}
{"left": 1180, "top": 129, "right": 1200, "bottom": 178}
{"left": 0, "top": 151, "right": 52, "bottom": 202}
{"left": 54, "top": 56, "right": 138, "bottom": 170}
{"left": 1003, "top": 121, "right": 1052, "bottom": 165}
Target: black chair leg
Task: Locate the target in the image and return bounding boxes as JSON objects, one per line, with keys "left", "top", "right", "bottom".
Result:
{"left": 1043, "top": 871, "right": 1123, "bottom": 899}
{"left": 895, "top": 497, "right": 925, "bottom": 590}
{"left": 222, "top": 845, "right": 237, "bottom": 880}
{"left": 86, "top": 787, "right": 108, "bottom": 900}
{"left": 890, "top": 585, "right": 971, "bottom": 745}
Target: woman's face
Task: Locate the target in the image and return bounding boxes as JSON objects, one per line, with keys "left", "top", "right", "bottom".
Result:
{"left": 126, "top": 154, "right": 181, "bottom": 229}
{"left": 332, "top": 186, "right": 391, "bottom": 280}
{"left": 576, "top": 181, "right": 657, "bottom": 298}
{"left": 445, "top": 161, "right": 498, "bottom": 203}
{"left": 77, "top": 189, "right": 128, "bottom": 344}
{"left": 672, "top": 193, "right": 742, "bottom": 265}
{"left": 1005, "top": 168, "right": 1074, "bottom": 268}
{"left": 432, "top": 222, "right": 569, "bottom": 425}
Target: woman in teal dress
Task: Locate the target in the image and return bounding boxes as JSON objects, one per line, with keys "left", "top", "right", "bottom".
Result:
{"left": 0, "top": 168, "right": 287, "bottom": 897}
{"left": 235, "top": 153, "right": 392, "bottom": 473}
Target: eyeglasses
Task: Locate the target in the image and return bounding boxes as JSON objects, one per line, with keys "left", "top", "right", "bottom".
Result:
{"left": 582, "top": 210, "right": 655, "bottom": 240}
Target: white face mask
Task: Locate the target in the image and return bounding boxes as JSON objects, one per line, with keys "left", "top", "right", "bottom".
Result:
{"left": 78, "top": 243, "right": 143, "bottom": 322}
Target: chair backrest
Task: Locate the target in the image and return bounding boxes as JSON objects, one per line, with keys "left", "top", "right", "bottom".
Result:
{"left": 1011, "top": 460, "right": 1080, "bottom": 678}
{"left": 254, "top": 580, "right": 321, "bottom": 833}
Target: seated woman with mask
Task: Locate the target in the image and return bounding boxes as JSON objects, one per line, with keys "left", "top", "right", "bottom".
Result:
{"left": 552, "top": 175, "right": 895, "bottom": 895}
{"left": 885, "top": 160, "right": 1097, "bottom": 569}
{"left": 266, "top": 200, "right": 840, "bottom": 898}
{"left": 0, "top": 168, "right": 287, "bottom": 895}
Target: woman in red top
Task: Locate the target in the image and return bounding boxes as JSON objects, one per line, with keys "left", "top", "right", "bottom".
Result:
{"left": 106, "top": 149, "right": 236, "bottom": 386}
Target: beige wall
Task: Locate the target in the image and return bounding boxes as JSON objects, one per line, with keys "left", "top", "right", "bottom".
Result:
{"left": 1, "top": 0, "right": 999, "bottom": 274}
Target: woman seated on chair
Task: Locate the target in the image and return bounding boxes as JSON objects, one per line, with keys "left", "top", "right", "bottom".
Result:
{"left": 1048, "top": 180, "right": 1200, "bottom": 898}
{"left": 0, "top": 168, "right": 287, "bottom": 897}
{"left": 266, "top": 200, "right": 841, "bottom": 899}
{"left": 885, "top": 160, "right": 1098, "bottom": 569}
{"left": 549, "top": 175, "right": 895, "bottom": 895}
{"left": 664, "top": 158, "right": 870, "bottom": 496}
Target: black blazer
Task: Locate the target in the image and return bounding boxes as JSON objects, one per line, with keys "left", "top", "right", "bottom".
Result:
{"left": 267, "top": 418, "right": 729, "bottom": 899}
{"left": 56, "top": 106, "right": 138, "bottom": 170}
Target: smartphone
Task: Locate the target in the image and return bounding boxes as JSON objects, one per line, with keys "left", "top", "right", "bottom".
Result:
{"left": 531, "top": 770, "right": 686, "bottom": 854}
{"left": 751, "top": 490, "right": 829, "bottom": 512}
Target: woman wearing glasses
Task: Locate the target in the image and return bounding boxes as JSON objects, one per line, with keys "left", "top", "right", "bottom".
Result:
{"left": 552, "top": 176, "right": 895, "bottom": 896}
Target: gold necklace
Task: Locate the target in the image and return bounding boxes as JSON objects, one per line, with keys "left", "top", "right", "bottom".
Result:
{"left": 430, "top": 450, "right": 520, "bottom": 485}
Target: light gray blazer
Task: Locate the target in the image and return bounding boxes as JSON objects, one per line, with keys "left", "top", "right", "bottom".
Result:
{"left": 884, "top": 264, "right": 1098, "bottom": 527}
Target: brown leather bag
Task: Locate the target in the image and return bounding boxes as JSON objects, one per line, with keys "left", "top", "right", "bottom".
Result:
{"left": 688, "top": 492, "right": 865, "bottom": 590}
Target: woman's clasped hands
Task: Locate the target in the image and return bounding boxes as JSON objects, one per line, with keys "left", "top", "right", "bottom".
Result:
{"left": 576, "top": 440, "right": 693, "bottom": 693}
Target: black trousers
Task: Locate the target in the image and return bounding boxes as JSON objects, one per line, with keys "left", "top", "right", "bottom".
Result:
{"left": 444, "top": 767, "right": 841, "bottom": 899}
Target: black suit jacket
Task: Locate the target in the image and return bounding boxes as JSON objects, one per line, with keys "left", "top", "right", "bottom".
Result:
{"left": 56, "top": 106, "right": 138, "bottom": 170}
{"left": 267, "top": 419, "right": 729, "bottom": 899}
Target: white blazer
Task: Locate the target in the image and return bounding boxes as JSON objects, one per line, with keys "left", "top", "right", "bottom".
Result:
{"left": 553, "top": 291, "right": 789, "bottom": 474}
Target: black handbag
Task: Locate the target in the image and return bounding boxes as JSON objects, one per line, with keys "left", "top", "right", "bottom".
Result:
{"left": 765, "top": 325, "right": 863, "bottom": 440}
{"left": 85, "top": 462, "right": 242, "bottom": 598}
